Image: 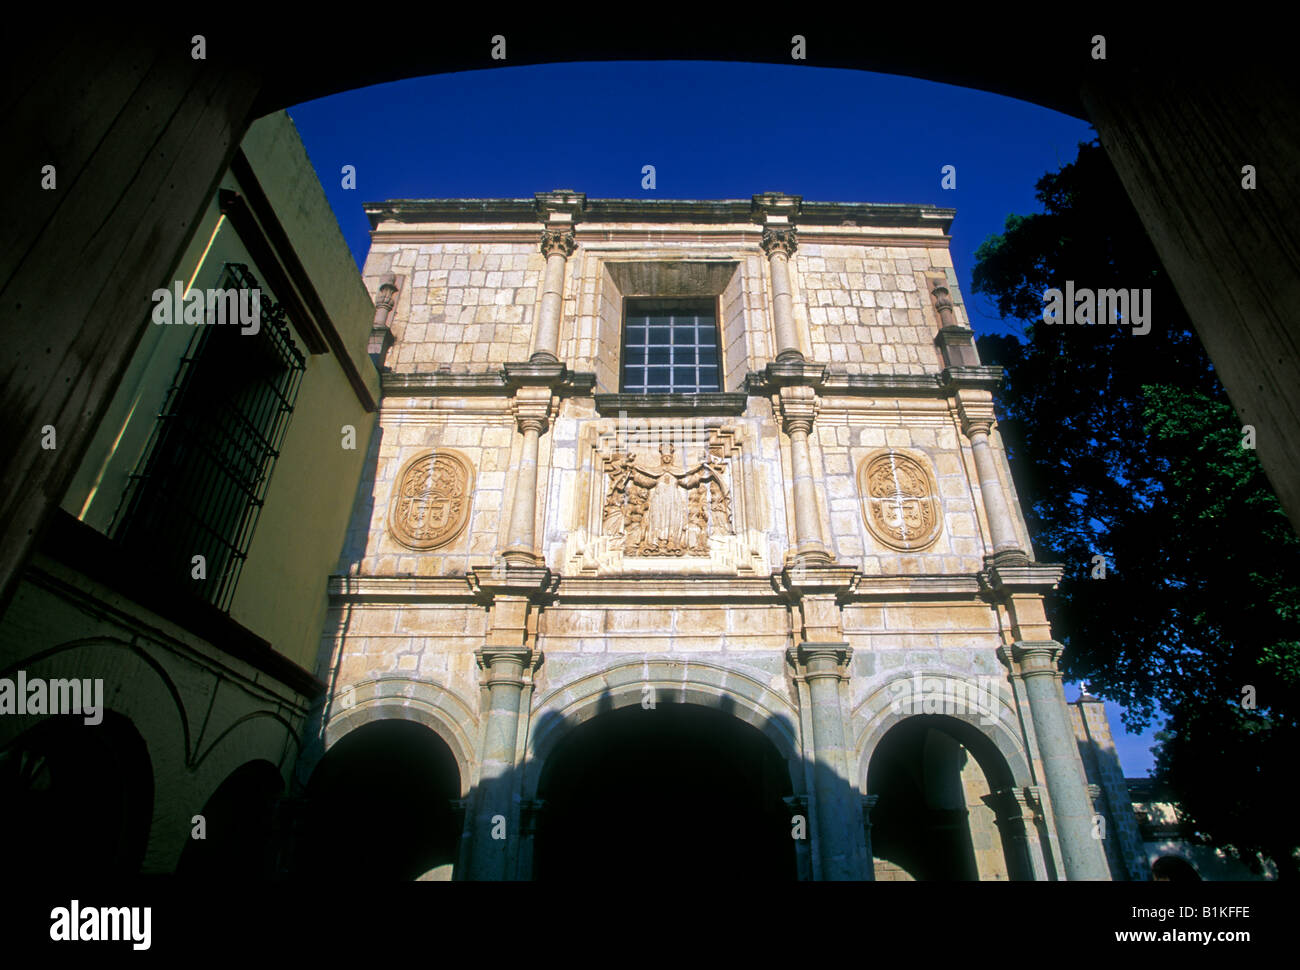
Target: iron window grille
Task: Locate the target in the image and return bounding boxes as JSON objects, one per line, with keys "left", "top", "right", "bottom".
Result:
{"left": 112, "top": 263, "right": 305, "bottom": 612}
{"left": 621, "top": 299, "right": 721, "bottom": 393}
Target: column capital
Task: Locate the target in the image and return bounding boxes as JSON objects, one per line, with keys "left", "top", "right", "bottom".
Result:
{"left": 1008, "top": 639, "right": 1065, "bottom": 677}
{"left": 960, "top": 411, "right": 996, "bottom": 439}
{"left": 760, "top": 225, "right": 799, "bottom": 259}
{"left": 539, "top": 225, "right": 577, "bottom": 259}
{"left": 777, "top": 384, "right": 819, "bottom": 435}
{"left": 986, "top": 785, "right": 1043, "bottom": 822}
{"left": 375, "top": 273, "right": 399, "bottom": 311}
{"left": 786, "top": 642, "right": 853, "bottom": 681}
{"left": 510, "top": 386, "right": 555, "bottom": 435}
{"left": 474, "top": 644, "right": 541, "bottom": 681}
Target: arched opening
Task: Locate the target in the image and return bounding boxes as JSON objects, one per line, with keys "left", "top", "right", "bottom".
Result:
{"left": 295, "top": 718, "right": 461, "bottom": 880}
{"left": 867, "top": 715, "right": 1025, "bottom": 881}
{"left": 0, "top": 711, "right": 154, "bottom": 875}
{"left": 533, "top": 703, "right": 796, "bottom": 880}
{"left": 177, "top": 760, "right": 284, "bottom": 877}
{"left": 1152, "top": 856, "right": 1201, "bottom": 882}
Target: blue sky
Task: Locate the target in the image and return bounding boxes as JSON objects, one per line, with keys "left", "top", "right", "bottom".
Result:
{"left": 287, "top": 60, "right": 1162, "bottom": 775}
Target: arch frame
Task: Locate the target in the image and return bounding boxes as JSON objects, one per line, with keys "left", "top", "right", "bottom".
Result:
{"left": 310, "top": 676, "right": 478, "bottom": 797}
{"left": 524, "top": 659, "right": 803, "bottom": 800}
{"left": 852, "top": 670, "right": 1035, "bottom": 796}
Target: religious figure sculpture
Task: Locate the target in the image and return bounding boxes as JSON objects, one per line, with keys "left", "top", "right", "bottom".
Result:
{"left": 601, "top": 442, "right": 732, "bottom": 557}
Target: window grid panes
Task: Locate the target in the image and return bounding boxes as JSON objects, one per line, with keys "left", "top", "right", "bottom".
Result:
{"left": 623, "top": 300, "right": 720, "bottom": 393}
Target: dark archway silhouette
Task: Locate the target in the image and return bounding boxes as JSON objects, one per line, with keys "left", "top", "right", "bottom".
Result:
{"left": 0, "top": 711, "right": 153, "bottom": 876}
{"left": 1152, "top": 856, "right": 1201, "bottom": 882}
{"left": 295, "top": 718, "right": 461, "bottom": 880}
{"left": 178, "top": 759, "right": 285, "bottom": 878}
{"left": 533, "top": 702, "right": 796, "bottom": 880}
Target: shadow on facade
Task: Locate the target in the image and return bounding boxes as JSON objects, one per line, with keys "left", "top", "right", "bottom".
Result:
{"left": 0, "top": 672, "right": 1042, "bottom": 882}
{"left": 278, "top": 679, "right": 1037, "bottom": 882}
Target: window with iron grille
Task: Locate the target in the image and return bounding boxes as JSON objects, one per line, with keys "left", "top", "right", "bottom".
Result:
{"left": 621, "top": 299, "right": 721, "bottom": 393}
{"left": 111, "top": 263, "right": 305, "bottom": 612}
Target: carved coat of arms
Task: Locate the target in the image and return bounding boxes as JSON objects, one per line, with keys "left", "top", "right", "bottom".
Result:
{"left": 602, "top": 443, "right": 732, "bottom": 557}
{"left": 389, "top": 450, "right": 473, "bottom": 550}
{"left": 858, "top": 450, "right": 942, "bottom": 551}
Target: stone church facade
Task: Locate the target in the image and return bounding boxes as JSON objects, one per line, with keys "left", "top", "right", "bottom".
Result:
{"left": 305, "top": 191, "right": 1114, "bottom": 881}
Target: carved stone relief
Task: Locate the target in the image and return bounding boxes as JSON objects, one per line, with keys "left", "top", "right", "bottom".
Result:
{"left": 858, "top": 449, "right": 942, "bottom": 551}
{"left": 389, "top": 449, "right": 473, "bottom": 550}
{"left": 564, "top": 422, "right": 766, "bottom": 576}
{"left": 602, "top": 442, "right": 732, "bottom": 557}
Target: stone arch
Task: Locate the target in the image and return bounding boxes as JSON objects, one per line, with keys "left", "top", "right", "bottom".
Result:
{"left": 0, "top": 636, "right": 190, "bottom": 759}
{"left": 524, "top": 659, "right": 802, "bottom": 799}
{"left": 190, "top": 710, "right": 303, "bottom": 812}
{"left": 0, "top": 637, "right": 192, "bottom": 871}
{"left": 0, "top": 708, "right": 154, "bottom": 875}
{"left": 852, "top": 671, "right": 1033, "bottom": 793}
{"left": 313, "top": 677, "right": 477, "bottom": 796}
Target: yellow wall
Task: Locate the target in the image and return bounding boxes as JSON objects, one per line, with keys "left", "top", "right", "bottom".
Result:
{"left": 58, "top": 110, "right": 380, "bottom": 673}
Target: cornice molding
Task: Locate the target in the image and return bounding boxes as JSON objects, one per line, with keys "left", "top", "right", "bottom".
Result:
{"left": 365, "top": 198, "right": 955, "bottom": 233}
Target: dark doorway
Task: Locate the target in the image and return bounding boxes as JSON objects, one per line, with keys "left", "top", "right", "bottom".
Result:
{"left": 178, "top": 760, "right": 284, "bottom": 877}
{"left": 534, "top": 703, "right": 796, "bottom": 880}
{"left": 295, "top": 719, "right": 461, "bottom": 880}
{"left": 0, "top": 711, "right": 154, "bottom": 875}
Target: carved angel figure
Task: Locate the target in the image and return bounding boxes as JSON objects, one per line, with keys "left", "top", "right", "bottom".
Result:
{"left": 602, "top": 443, "right": 732, "bottom": 556}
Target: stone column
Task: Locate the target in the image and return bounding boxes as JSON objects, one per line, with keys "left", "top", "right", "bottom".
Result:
{"left": 780, "top": 387, "right": 831, "bottom": 564}
{"left": 531, "top": 190, "right": 584, "bottom": 363}
{"left": 366, "top": 274, "right": 399, "bottom": 364}
{"left": 372, "top": 274, "right": 398, "bottom": 328}
{"left": 761, "top": 226, "right": 802, "bottom": 360}
{"left": 791, "top": 644, "right": 861, "bottom": 880}
{"left": 503, "top": 390, "right": 551, "bottom": 567}
{"left": 1012, "top": 641, "right": 1111, "bottom": 880}
{"left": 467, "top": 645, "right": 534, "bottom": 881}
{"left": 752, "top": 192, "right": 805, "bottom": 361}
{"left": 961, "top": 414, "right": 1026, "bottom": 564}
{"left": 532, "top": 227, "right": 576, "bottom": 362}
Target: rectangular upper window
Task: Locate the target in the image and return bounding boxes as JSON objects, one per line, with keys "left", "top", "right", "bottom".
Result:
{"left": 622, "top": 298, "right": 721, "bottom": 393}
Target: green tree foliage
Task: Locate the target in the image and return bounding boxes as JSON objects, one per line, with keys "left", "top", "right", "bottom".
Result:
{"left": 972, "top": 139, "right": 1300, "bottom": 877}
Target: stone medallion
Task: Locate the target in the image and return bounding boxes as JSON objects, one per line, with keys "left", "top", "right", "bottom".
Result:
{"left": 858, "top": 450, "right": 942, "bottom": 551}
{"left": 389, "top": 449, "right": 473, "bottom": 550}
